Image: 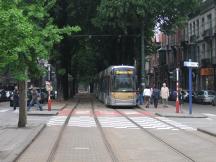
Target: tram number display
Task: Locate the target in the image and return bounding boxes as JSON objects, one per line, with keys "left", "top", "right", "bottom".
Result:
{"left": 114, "top": 70, "right": 134, "bottom": 75}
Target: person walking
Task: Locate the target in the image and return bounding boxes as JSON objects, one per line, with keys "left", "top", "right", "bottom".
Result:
{"left": 152, "top": 86, "right": 160, "bottom": 108}
{"left": 27, "top": 87, "right": 43, "bottom": 111}
{"left": 143, "top": 85, "right": 152, "bottom": 108}
{"left": 160, "top": 83, "right": 169, "bottom": 107}
{"left": 178, "top": 88, "right": 184, "bottom": 112}
{"left": 136, "top": 87, "right": 144, "bottom": 105}
{"left": 13, "top": 86, "right": 19, "bottom": 110}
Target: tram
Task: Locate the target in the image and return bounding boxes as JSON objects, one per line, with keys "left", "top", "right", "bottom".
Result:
{"left": 95, "top": 65, "right": 137, "bottom": 107}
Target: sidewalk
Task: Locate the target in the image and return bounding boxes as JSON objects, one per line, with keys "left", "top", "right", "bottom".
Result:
{"left": 139, "top": 103, "right": 216, "bottom": 137}
{"left": 0, "top": 101, "right": 66, "bottom": 162}
{"left": 27, "top": 101, "right": 66, "bottom": 116}
{"left": 139, "top": 103, "right": 206, "bottom": 118}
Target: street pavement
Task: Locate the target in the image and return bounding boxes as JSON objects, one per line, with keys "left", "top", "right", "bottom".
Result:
{"left": 0, "top": 101, "right": 66, "bottom": 162}
{"left": 1, "top": 98, "right": 216, "bottom": 161}
{"left": 139, "top": 101, "right": 216, "bottom": 138}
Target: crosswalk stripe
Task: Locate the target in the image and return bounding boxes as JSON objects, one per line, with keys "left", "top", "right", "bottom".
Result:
{"left": 46, "top": 115, "right": 192, "bottom": 131}
{"left": 0, "top": 109, "right": 10, "bottom": 113}
{"left": 68, "top": 116, "right": 96, "bottom": 127}
{"left": 130, "top": 117, "right": 176, "bottom": 130}
{"left": 98, "top": 117, "right": 138, "bottom": 129}
{"left": 156, "top": 117, "right": 195, "bottom": 131}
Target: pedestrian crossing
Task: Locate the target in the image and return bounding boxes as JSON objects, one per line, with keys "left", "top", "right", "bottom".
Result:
{"left": 130, "top": 117, "right": 177, "bottom": 130}
{"left": 47, "top": 116, "right": 67, "bottom": 126}
{"left": 46, "top": 114, "right": 195, "bottom": 131}
{"left": 156, "top": 117, "right": 196, "bottom": 131}
{"left": 68, "top": 116, "right": 96, "bottom": 127}
{"left": 98, "top": 117, "right": 138, "bottom": 129}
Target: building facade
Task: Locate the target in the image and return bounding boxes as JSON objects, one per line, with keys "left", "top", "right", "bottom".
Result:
{"left": 158, "top": 0, "right": 216, "bottom": 91}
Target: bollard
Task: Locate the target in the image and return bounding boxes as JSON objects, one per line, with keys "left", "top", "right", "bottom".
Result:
{"left": 48, "top": 91, "right": 51, "bottom": 111}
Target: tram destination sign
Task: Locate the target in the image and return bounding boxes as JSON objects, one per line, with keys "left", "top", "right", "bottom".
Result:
{"left": 115, "top": 70, "right": 133, "bottom": 75}
{"left": 184, "top": 61, "right": 199, "bottom": 67}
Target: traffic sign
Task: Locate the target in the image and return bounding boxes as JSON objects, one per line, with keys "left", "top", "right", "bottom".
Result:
{"left": 184, "top": 61, "right": 199, "bottom": 67}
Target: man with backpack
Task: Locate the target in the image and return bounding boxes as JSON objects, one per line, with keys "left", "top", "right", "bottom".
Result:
{"left": 27, "top": 87, "right": 43, "bottom": 111}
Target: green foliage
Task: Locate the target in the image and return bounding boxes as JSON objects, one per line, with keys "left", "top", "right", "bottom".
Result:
{"left": 71, "top": 41, "right": 97, "bottom": 83}
{"left": 0, "top": 0, "right": 80, "bottom": 81}
{"left": 94, "top": 0, "right": 201, "bottom": 34}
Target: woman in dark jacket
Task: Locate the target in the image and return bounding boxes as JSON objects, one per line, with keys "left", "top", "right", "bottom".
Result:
{"left": 152, "top": 86, "right": 160, "bottom": 108}
{"left": 13, "top": 86, "right": 19, "bottom": 110}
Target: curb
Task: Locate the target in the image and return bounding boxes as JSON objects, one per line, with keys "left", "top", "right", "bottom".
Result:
{"left": 155, "top": 112, "right": 207, "bottom": 118}
{"left": 4, "top": 124, "right": 46, "bottom": 162}
{"left": 197, "top": 128, "right": 216, "bottom": 137}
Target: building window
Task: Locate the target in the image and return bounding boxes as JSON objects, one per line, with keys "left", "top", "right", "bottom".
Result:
{"left": 190, "top": 23, "right": 192, "bottom": 36}
{"left": 202, "top": 43, "right": 205, "bottom": 58}
{"left": 196, "top": 19, "right": 199, "bottom": 36}
{"left": 207, "top": 14, "right": 212, "bottom": 29}
{"left": 197, "top": 45, "right": 200, "bottom": 63}
{"left": 202, "top": 17, "right": 205, "bottom": 32}
{"left": 193, "top": 21, "right": 195, "bottom": 35}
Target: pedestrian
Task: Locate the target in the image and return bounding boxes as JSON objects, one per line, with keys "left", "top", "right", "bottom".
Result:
{"left": 13, "top": 86, "right": 19, "bottom": 110}
{"left": 160, "top": 83, "right": 169, "bottom": 107}
{"left": 178, "top": 88, "right": 184, "bottom": 112}
{"left": 27, "top": 87, "right": 43, "bottom": 111}
{"left": 136, "top": 87, "right": 144, "bottom": 105}
{"left": 152, "top": 86, "right": 160, "bottom": 108}
{"left": 143, "top": 85, "right": 152, "bottom": 108}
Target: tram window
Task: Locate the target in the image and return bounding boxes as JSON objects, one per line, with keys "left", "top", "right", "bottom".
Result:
{"left": 112, "top": 75, "right": 135, "bottom": 92}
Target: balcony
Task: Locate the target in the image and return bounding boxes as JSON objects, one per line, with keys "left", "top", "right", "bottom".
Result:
{"left": 189, "top": 35, "right": 196, "bottom": 43}
{"left": 202, "top": 28, "right": 213, "bottom": 39}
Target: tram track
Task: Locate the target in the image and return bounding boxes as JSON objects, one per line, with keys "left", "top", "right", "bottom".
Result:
{"left": 136, "top": 107, "right": 216, "bottom": 145}
{"left": 115, "top": 108, "right": 196, "bottom": 162}
{"left": 47, "top": 96, "right": 118, "bottom": 162}
{"left": 47, "top": 99, "right": 80, "bottom": 162}
{"left": 91, "top": 98, "right": 119, "bottom": 162}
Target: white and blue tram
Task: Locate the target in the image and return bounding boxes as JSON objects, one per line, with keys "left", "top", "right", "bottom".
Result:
{"left": 95, "top": 65, "right": 137, "bottom": 107}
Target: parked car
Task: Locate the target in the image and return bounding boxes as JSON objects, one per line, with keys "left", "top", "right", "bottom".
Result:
{"left": 168, "top": 89, "right": 188, "bottom": 101}
{"left": 195, "top": 90, "right": 216, "bottom": 104}
{"left": 184, "top": 91, "right": 197, "bottom": 103}
{"left": 0, "top": 89, "right": 11, "bottom": 101}
{"left": 181, "top": 89, "right": 189, "bottom": 101}
{"left": 212, "top": 96, "right": 216, "bottom": 106}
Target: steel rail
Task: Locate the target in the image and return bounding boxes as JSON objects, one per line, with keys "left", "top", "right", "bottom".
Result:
{"left": 91, "top": 99, "right": 119, "bottom": 162}
{"left": 136, "top": 107, "right": 216, "bottom": 145}
{"left": 47, "top": 99, "right": 80, "bottom": 162}
{"left": 115, "top": 108, "right": 196, "bottom": 162}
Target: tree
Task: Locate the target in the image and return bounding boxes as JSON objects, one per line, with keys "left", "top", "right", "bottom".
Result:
{"left": 94, "top": 0, "right": 201, "bottom": 84}
{"left": 50, "top": 0, "right": 100, "bottom": 98}
{"left": 0, "top": 0, "right": 80, "bottom": 127}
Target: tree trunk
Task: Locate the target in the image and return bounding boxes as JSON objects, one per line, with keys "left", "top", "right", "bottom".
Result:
{"left": 18, "top": 80, "right": 27, "bottom": 127}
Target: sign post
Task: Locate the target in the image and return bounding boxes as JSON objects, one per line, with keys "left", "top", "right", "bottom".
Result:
{"left": 176, "top": 68, "right": 179, "bottom": 113}
{"left": 184, "top": 59, "right": 199, "bottom": 114}
{"left": 46, "top": 81, "right": 53, "bottom": 111}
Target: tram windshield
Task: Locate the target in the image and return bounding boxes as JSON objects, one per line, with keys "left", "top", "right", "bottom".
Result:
{"left": 112, "top": 75, "right": 135, "bottom": 92}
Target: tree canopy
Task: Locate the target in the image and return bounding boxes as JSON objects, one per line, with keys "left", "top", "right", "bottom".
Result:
{"left": 0, "top": 0, "right": 80, "bottom": 80}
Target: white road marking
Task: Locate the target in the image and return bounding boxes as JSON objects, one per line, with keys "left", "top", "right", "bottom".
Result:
{"left": 156, "top": 117, "right": 195, "bottom": 131}
{"left": 0, "top": 109, "right": 10, "bottom": 113}
{"left": 203, "top": 113, "right": 216, "bottom": 117}
{"left": 98, "top": 117, "right": 138, "bottom": 129}
{"left": 47, "top": 116, "right": 67, "bottom": 126}
{"left": 68, "top": 116, "right": 96, "bottom": 127}
{"left": 130, "top": 116, "right": 177, "bottom": 130}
